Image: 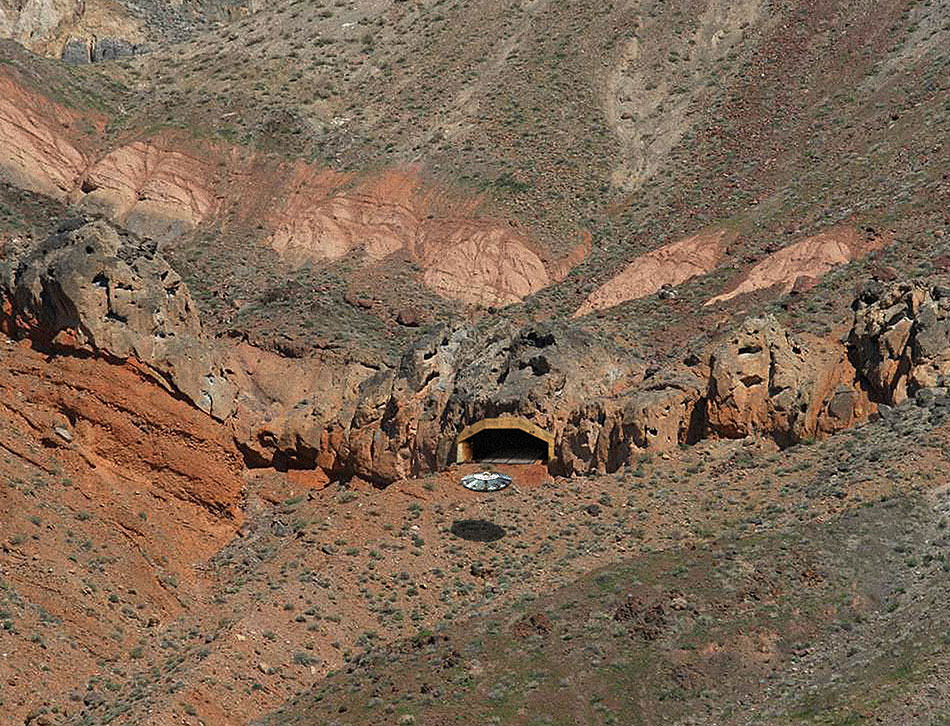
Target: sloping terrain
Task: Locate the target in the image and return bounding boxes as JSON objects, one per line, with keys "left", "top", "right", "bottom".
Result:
{"left": 0, "top": 341, "right": 244, "bottom": 724}
{"left": 2, "top": 0, "right": 948, "bottom": 360}
{"left": 264, "top": 484, "right": 950, "bottom": 725}
{"left": 0, "top": 0, "right": 949, "bottom": 724}
{"left": 574, "top": 227, "right": 734, "bottom": 317}
{"left": 6, "top": 333, "right": 950, "bottom": 725}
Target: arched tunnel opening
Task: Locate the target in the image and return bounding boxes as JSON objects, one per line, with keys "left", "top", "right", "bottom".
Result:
{"left": 456, "top": 416, "right": 554, "bottom": 465}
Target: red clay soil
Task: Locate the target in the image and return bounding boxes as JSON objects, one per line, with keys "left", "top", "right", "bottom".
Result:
{"left": 0, "top": 338, "right": 243, "bottom": 724}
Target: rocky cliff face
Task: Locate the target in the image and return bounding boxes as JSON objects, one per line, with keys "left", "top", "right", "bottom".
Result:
{"left": 257, "top": 310, "right": 876, "bottom": 484}
{"left": 0, "top": 0, "right": 250, "bottom": 59}
{"left": 2, "top": 219, "right": 238, "bottom": 419}
{"left": 0, "top": 0, "right": 143, "bottom": 58}
{"left": 704, "top": 316, "right": 868, "bottom": 445}
{"left": 849, "top": 281, "right": 950, "bottom": 404}
{"left": 343, "top": 323, "right": 637, "bottom": 482}
{"left": 61, "top": 35, "right": 146, "bottom": 64}
{"left": 311, "top": 308, "right": 888, "bottom": 482}
{"left": 236, "top": 321, "right": 638, "bottom": 483}
{"left": 3, "top": 217, "right": 947, "bottom": 487}
{"left": 0, "top": 222, "right": 884, "bottom": 483}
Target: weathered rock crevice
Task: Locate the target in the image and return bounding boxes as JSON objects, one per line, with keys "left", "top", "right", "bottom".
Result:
{"left": 848, "top": 282, "right": 950, "bottom": 405}
{"left": 61, "top": 36, "right": 147, "bottom": 65}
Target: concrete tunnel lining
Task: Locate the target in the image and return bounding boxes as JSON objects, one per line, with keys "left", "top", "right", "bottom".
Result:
{"left": 456, "top": 416, "right": 555, "bottom": 464}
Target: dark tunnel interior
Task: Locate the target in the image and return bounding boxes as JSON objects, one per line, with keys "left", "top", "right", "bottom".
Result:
{"left": 466, "top": 428, "right": 549, "bottom": 464}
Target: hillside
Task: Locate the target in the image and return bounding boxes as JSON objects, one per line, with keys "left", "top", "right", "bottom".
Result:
{"left": 0, "top": 0, "right": 949, "bottom": 724}
{"left": 2, "top": 0, "right": 948, "bottom": 358}
{"left": 264, "top": 488, "right": 950, "bottom": 726}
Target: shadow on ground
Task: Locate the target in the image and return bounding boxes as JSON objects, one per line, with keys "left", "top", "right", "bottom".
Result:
{"left": 450, "top": 519, "right": 507, "bottom": 542}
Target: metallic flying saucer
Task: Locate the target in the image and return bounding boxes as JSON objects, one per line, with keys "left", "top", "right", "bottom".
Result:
{"left": 460, "top": 471, "right": 512, "bottom": 492}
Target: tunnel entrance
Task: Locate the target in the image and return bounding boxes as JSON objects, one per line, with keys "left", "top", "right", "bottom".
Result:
{"left": 456, "top": 416, "right": 554, "bottom": 465}
{"left": 467, "top": 428, "right": 548, "bottom": 464}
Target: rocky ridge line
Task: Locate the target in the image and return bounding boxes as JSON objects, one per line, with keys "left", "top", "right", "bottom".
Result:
{"left": 5, "top": 220, "right": 950, "bottom": 485}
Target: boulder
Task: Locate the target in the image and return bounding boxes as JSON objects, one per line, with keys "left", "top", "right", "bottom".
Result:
{"left": 396, "top": 307, "right": 421, "bottom": 327}
{"left": 3, "top": 220, "right": 237, "bottom": 420}
{"left": 705, "top": 316, "right": 813, "bottom": 442}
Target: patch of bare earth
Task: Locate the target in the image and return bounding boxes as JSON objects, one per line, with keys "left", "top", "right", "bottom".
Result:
{"left": 706, "top": 225, "right": 887, "bottom": 306}
{"left": 574, "top": 227, "right": 733, "bottom": 317}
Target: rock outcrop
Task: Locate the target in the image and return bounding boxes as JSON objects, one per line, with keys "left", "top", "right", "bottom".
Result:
{"left": 61, "top": 36, "right": 146, "bottom": 64}
{"left": 704, "top": 316, "right": 870, "bottom": 445}
{"left": 301, "top": 323, "right": 637, "bottom": 483}
{"left": 850, "top": 282, "right": 950, "bottom": 404}
{"left": 2, "top": 219, "right": 237, "bottom": 419}
{"left": 0, "top": 221, "right": 938, "bottom": 486}
{"left": 622, "top": 372, "right": 706, "bottom": 450}
{"left": 2, "top": 218, "right": 943, "bottom": 485}
{"left": 244, "top": 311, "right": 879, "bottom": 483}
{"left": 0, "top": 0, "right": 143, "bottom": 58}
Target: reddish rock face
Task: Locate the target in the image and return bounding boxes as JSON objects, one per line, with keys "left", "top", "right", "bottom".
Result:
{"left": 4, "top": 220, "right": 237, "bottom": 420}
{"left": 0, "top": 336, "right": 244, "bottom": 534}
{"left": 268, "top": 168, "right": 553, "bottom": 307}
{"left": 288, "top": 311, "right": 882, "bottom": 483}
{"left": 622, "top": 374, "right": 706, "bottom": 451}
{"left": 75, "top": 139, "right": 218, "bottom": 241}
{"left": 0, "top": 78, "right": 219, "bottom": 243}
{"left": 573, "top": 224, "right": 884, "bottom": 319}
{"left": 0, "top": 76, "right": 91, "bottom": 198}
{"left": 704, "top": 316, "right": 872, "bottom": 445}
{"left": 575, "top": 227, "right": 732, "bottom": 317}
